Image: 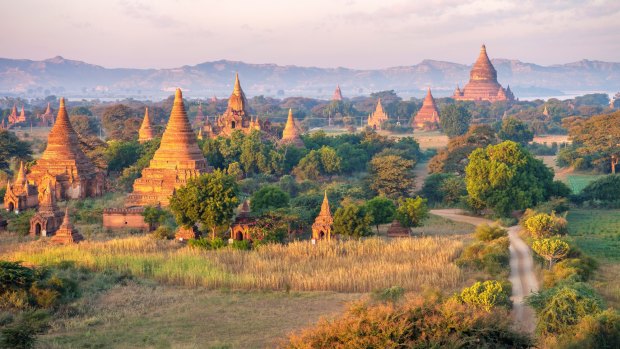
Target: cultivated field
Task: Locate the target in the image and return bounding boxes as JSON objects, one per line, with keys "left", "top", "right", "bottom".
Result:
{"left": 566, "top": 174, "right": 605, "bottom": 194}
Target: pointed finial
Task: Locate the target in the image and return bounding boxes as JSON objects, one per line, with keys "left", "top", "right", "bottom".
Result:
{"left": 59, "top": 97, "right": 65, "bottom": 108}
{"left": 175, "top": 88, "right": 182, "bottom": 99}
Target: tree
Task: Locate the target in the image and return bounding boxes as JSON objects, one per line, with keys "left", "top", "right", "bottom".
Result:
{"left": 465, "top": 141, "right": 555, "bottom": 216}
{"left": 365, "top": 196, "right": 396, "bottom": 233}
{"left": 142, "top": 206, "right": 174, "bottom": 229}
{"left": 440, "top": 104, "right": 472, "bottom": 137}
{"left": 333, "top": 203, "right": 373, "bottom": 238}
{"left": 498, "top": 117, "right": 534, "bottom": 145}
{"left": 70, "top": 115, "right": 99, "bottom": 137}
{"left": 429, "top": 125, "right": 498, "bottom": 175}
{"left": 368, "top": 155, "right": 416, "bottom": 199}
{"left": 563, "top": 111, "right": 620, "bottom": 173}
{"left": 101, "top": 104, "right": 140, "bottom": 141}
{"left": 0, "top": 130, "right": 32, "bottom": 171}
{"left": 532, "top": 238, "right": 570, "bottom": 269}
{"left": 460, "top": 280, "right": 511, "bottom": 312}
{"left": 169, "top": 170, "right": 239, "bottom": 238}
{"left": 104, "top": 140, "right": 141, "bottom": 172}
{"left": 524, "top": 212, "right": 567, "bottom": 239}
{"left": 250, "top": 185, "right": 290, "bottom": 215}
{"left": 439, "top": 176, "right": 467, "bottom": 205}
{"left": 395, "top": 196, "right": 429, "bottom": 228}
{"left": 318, "top": 146, "right": 341, "bottom": 177}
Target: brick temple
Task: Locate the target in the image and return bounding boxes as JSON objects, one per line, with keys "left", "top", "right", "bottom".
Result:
{"left": 50, "top": 208, "right": 83, "bottom": 244}
{"left": 312, "top": 191, "right": 334, "bottom": 241}
{"left": 126, "top": 88, "right": 210, "bottom": 207}
{"left": 280, "top": 109, "right": 304, "bottom": 147}
{"left": 4, "top": 162, "right": 38, "bottom": 213}
{"left": 453, "top": 45, "right": 515, "bottom": 103}
{"left": 28, "top": 98, "right": 104, "bottom": 200}
{"left": 367, "top": 99, "right": 389, "bottom": 130}
{"left": 413, "top": 88, "right": 440, "bottom": 130}
{"left": 37, "top": 103, "right": 55, "bottom": 127}
{"left": 332, "top": 85, "right": 343, "bottom": 101}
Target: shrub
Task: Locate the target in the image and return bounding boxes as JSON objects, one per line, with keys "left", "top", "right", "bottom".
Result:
{"left": 459, "top": 280, "right": 512, "bottom": 312}
{"left": 532, "top": 238, "right": 570, "bottom": 269}
{"left": 188, "top": 237, "right": 226, "bottom": 250}
{"left": 7, "top": 210, "right": 35, "bottom": 236}
{"left": 231, "top": 240, "right": 251, "bottom": 250}
{"left": 543, "top": 257, "right": 598, "bottom": 288}
{"left": 561, "top": 309, "right": 620, "bottom": 349}
{"left": 475, "top": 224, "right": 507, "bottom": 242}
{"left": 457, "top": 237, "right": 509, "bottom": 277}
{"left": 524, "top": 212, "right": 567, "bottom": 238}
{"left": 0, "top": 310, "right": 49, "bottom": 349}
{"left": 0, "top": 261, "right": 35, "bottom": 293}
{"left": 534, "top": 197, "right": 570, "bottom": 214}
{"left": 151, "top": 226, "right": 175, "bottom": 240}
{"left": 578, "top": 175, "right": 620, "bottom": 206}
{"left": 527, "top": 282, "right": 604, "bottom": 335}
{"left": 372, "top": 286, "right": 405, "bottom": 303}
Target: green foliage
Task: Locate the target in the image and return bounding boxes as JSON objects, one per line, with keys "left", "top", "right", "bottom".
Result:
{"left": 527, "top": 282, "right": 604, "bottom": 335}
{"left": 578, "top": 175, "right": 620, "bottom": 207}
{"left": 150, "top": 226, "right": 175, "bottom": 240}
{"left": 169, "top": 170, "right": 239, "bottom": 237}
{"left": 524, "top": 212, "right": 568, "bottom": 238}
{"left": 231, "top": 240, "right": 251, "bottom": 250}
{"left": 562, "top": 111, "right": 620, "bottom": 172}
{"left": 560, "top": 309, "right": 620, "bottom": 349}
{"left": 372, "top": 286, "right": 405, "bottom": 303}
{"left": 142, "top": 206, "right": 174, "bottom": 228}
{"left": 293, "top": 146, "right": 342, "bottom": 180}
{"left": 498, "top": 117, "right": 534, "bottom": 145}
{"left": 421, "top": 173, "right": 453, "bottom": 204}
{"left": 368, "top": 154, "right": 416, "bottom": 199}
{"left": 0, "top": 130, "right": 32, "bottom": 171}
{"left": 333, "top": 203, "right": 373, "bottom": 238}
{"left": 543, "top": 257, "right": 598, "bottom": 288}
{"left": 188, "top": 237, "right": 227, "bottom": 250}
{"left": 7, "top": 210, "right": 35, "bottom": 236}
{"left": 439, "top": 104, "right": 472, "bottom": 137}
{"left": 474, "top": 224, "right": 507, "bottom": 242}
{"left": 104, "top": 140, "right": 141, "bottom": 172}
{"left": 395, "top": 196, "right": 428, "bottom": 228}
{"left": 365, "top": 196, "right": 396, "bottom": 233}
{"left": 429, "top": 125, "right": 498, "bottom": 175}
{"left": 0, "top": 310, "right": 49, "bottom": 349}
{"left": 532, "top": 238, "right": 570, "bottom": 269}
{"left": 465, "top": 141, "right": 555, "bottom": 217}
{"left": 459, "top": 280, "right": 512, "bottom": 312}
{"left": 250, "top": 185, "right": 290, "bottom": 215}
{"left": 0, "top": 261, "right": 35, "bottom": 294}
{"left": 101, "top": 104, "right": 140, "bottom": 141}
{"left": 117, "top": 138, "right": 161, "bottom": 191}
{"left": 457, "top": 237, "right": 510, "bottom": 277}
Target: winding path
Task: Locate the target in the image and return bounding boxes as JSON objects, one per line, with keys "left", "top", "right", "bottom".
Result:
{"left": 430, "top": 209, "right": 538, "bottom": 333}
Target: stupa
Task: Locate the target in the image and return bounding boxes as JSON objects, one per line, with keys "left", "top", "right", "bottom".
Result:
{"left": 37, "top": 103, "right": 54, "bottom": 126}
{"left": 210, "top": 73, "right": 260, "bottom": 137}
{"left": 29, "top": 182, "right": 63, "bottom": 237}
{"left": 312, "top": 191, "right": 334, "bottom": 241}
{"left": 280, "top": 109, "right": 304, "bottom": 147}
{"left": 367, "top": 99, "right": 389, "bottom": 130}
{"left": 3, "top": 162, "right": 38, "bottom": 213}
{"left": 138, "top": 107, "right": 155, "bottom": 143}
{"left": 453, "top": 45, "right": 514, "bottom": 102}
{"left": 230, "top": 200, "right": 256, "bottom": 241}
{"left": 8, "top": 105, "right": 26, "bottom": 124}
{"left": 194, "top": 103, "right": 205, "bottom": 126}
{"left": 332, "top": 85, "right": 343, "bottom": 101}
{"left": 28, "top": 98, "right": 104, "bottom": 200}
{"left": 413, "top": 88, "right": 440, "bottom": 130}
{"left": 50, "top": 208, "right": 83, "bottom": 244}
{"left": 126, "top": 88, "right": 210, "bottom": 207}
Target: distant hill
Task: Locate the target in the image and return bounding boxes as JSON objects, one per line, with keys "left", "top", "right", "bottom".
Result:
{"left": 0, "top": 56, "right": 618, "bottom": 100}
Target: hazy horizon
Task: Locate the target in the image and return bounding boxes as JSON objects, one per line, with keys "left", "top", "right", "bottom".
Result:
{"left": 2, "top": 0, "right": 619, "bottom": 70}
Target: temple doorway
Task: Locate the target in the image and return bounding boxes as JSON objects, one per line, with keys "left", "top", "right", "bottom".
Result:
{"left": 35, "top": 223, "right": 41, "bottom": 236}
{"left": 235, "top": 231, "right": 243, "bottom": 241}
{"left": 231, "top": 121, "right": 236, "bottom": 129}
{"left": 319, "top": 231, "right": 325, "bottom": 239}
{"left": 8, "top": 202, "right": 14, "bottom": 212}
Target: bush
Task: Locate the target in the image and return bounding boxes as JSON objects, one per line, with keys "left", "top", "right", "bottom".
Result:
{"left": 534, "top": 197, "right": 570, "bottom": 214}
{"left": 457, "top": 237, "right": 510, "bottom": 277}
{"left": 7, "top": 210, "right": 35, "bottom": 236}
{"left": 524, "top": 212, "right": 567, "bottom": 238}
{"left": 187, "top": 237, "right": 226, "bottom": 250}
{"left": 231, "top": 240, "right": 251, "bottom": 250}
{"left": 475, "top": 224, "right": 507, "bottom": 242}
{"left": 459, "top": 280, "right": 512, "bottom": 312}
{"left": 578, "top": 175, "right": 620, "bottom": 207}
{"left": 372, "top": 286, "right": 405, "bottom": 303}
{"left": 543, "top": 257, "right": 598, "bottom": 288}
{"left": 0, "top": 310, "right": 49, "bottom": 349}
{"left": 561, "top": 309, "right": 620, "bottom": 349}
{"left": 527, "top": 282, "right": 604, "bottom": 335}
{"left": 151, "top": 226, "right": 175, "bottom": 240}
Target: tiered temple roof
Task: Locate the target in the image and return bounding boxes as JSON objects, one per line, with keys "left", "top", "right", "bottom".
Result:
{"left": 207, "top": 73, "right": 260, "bottom": 137}
{"left": 50, "top": 208, "right": 83, "bottom": 244}
{"left": 29, "top": 182, "right": 63, "bottom": 236}
{"left": 413, "top": 88, "right": 440, "bottom": 130}
{"left": 332, "top": 85, "right": 343, "bottom": 101}
{"left": 138, "top": 107, "right": 155, "bottom": 143}
{"left": 280, "top": 109, "right": 304, "bottom": 147}
{"left": 8, "top": 105, "right": 26, "bottom": 124}
{"left": 37, "top": 103, "right": 55, "bottom": 126}
{"left": 127, "top": 88, "right": 210, "bottom": 207}
{"left": 4, "top": 161, "right": 38, "bottom": 213}
{"left": 453, "top": 45, "right": 514, "bottom": 102}
{"left": 312, "top": 191, "right": 334, "bottom": 241}
{"left": 28, "top": 98, "right": 104, "bottom": 200}
{"left": 367, "top": 99, "right": 389, "bottom": 130}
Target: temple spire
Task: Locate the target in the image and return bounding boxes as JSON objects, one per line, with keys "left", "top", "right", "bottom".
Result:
{"left": 319, "top": 191, "right": 331, "bottom": 218}
{"left": 281, "top": 109, "right": 304, "bottom": 147}
{"left": 138, "top": 107, "right": 155, "bottom": 143}
{"left": 15, "top": 161, "right": 26, "bottom": 185}
{"left": 233, "top": 73, "right": 242, "bottom": 97}
{"left": 61, "top": 207, "right": 72, "bottom": 229}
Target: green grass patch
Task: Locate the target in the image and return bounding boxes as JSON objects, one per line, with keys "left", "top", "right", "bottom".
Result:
{"left": 567, "top": 175, "right": 605, "bottom": 194}
{"left": 566, "top": 209, "right": 620, "bottom": 262}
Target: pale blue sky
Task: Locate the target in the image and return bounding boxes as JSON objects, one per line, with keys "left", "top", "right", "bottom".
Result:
{"left": 1, "top": 0, "right": 619, "bottom": 69}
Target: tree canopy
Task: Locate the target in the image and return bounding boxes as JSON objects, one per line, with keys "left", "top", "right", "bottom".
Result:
{"left": 0, "top": 130, "right": 32, "bottom": 172}
{"left": 498, "top": 117, "right": 534, "bottom": 145}
{"left": 440, "top": 104, "right": 472, "bottom": 137}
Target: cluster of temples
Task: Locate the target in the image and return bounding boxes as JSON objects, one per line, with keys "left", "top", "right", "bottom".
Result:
{"left": 453, "top": 45, "right": 515, "bottom": 103}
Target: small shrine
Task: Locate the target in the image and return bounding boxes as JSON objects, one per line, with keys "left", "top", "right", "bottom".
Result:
{"left": 311, "top": 191, "right": 333, "bottom": 241}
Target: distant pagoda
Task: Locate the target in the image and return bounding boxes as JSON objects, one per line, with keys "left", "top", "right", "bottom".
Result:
{"left": 127, "top": 88, "right": 210, "bottom": 207}
{"left": 195, "top": 102, "right": 205, "bottom": 126}
{"left": 207, "top": 74, "right": 260, "bottom": 138}
{"left": 280, "top": 109, "right": 304, "bottom": 147}
{"left": 312, "top": 191, "right": 334, "bottom": 241}
{"left": 332, "top": 85, "right": 343, "bottom": 101}
{"left": 29, "top": 181, "right": 63, "bottom": 237}
{"left": 4, "top": 161, "right": 38, "bottom": 213}
{"left": 28, "top": 98, "right": 104, "bottom": 200}
{"left": 138, "top": 107, "right": 155, "bottom": 143}
{"left": 453, "top": 45, "right": 514, "bottom": 102}
{"left": 367, "top": 99, "right": 389, "bottom": 130}
{"left": 37, "top": 103, "right": 54, "bottom": 126}
{"left": 413, "top": 88, "right": 440, "bottom": 130}
{"left": 8, "top": 105, "right": 27, "bottom": 125}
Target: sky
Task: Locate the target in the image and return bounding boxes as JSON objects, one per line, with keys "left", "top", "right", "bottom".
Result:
{"left": 1, "top": 0, "right": 619, "bottom": 69}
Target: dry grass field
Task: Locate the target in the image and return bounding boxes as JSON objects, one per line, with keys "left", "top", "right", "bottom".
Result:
{"left": 412, "top": 130, "right": 449, "bottom": 150}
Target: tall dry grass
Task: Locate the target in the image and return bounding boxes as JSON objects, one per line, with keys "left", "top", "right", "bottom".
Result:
{"left": 3, "top": 236, "right": 464, "bottom": 293}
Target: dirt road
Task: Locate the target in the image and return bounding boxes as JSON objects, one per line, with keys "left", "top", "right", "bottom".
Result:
{"left": 430, "top": 209, "right": 538, "bottom": 333}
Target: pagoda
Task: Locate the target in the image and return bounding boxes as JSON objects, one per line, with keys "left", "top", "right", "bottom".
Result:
{"left": 312, "top": 191, "right": 334, "bottom": 241}
{"left": 413, "top": 88, "right": 440, "bottom": 130}
{"left": 367, "top": 99, "right": 389, "bottom": 130}
{"left": 37, "top": 103, "right": 54, "bottom": 126}
{"left": 28, "top": 98, "right": 104, "bottom": 200}
{"left": 138, "top": 107, "right": 155, "bottom": 143}
{"left": 8, "top": 105, "right": 26, "bottom": 124}
{"left": 126, "top": 88, "right": 210, "bottom": 207}
{"left": 332, "top": 85, "right": 343, "bottom": 101}
{"left": 280, "top": 109, "right": 304, "bottom": 147}
{"left": 194, "top": 103, "right": 205, "bottom": 126}
{"left": 50, "top": 208, "right": 83, "bottom": 244}
{"left": 230, "top": 200, "right": 256, "bottom": 241}
{"left": 209, "top": 73, "right": 260, "bottom": 137}
{"left": 4, "top": 162, "right": 38, "bottom": 213}
{"left": 29, "top": 182, "right": 63, "bottom": 236}
{"left": 453, "top": 45, "right": 515, "bottom": 102}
